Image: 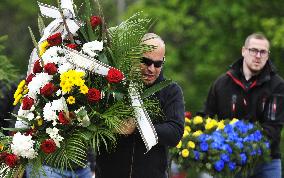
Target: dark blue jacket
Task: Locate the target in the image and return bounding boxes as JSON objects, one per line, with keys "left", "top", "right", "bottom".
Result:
{"left": 96, "top": 72, "right": 185, "bottom": 178}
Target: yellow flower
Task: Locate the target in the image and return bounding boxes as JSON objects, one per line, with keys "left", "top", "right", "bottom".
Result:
{"left": 18, "top": 80, "right": 26, "bottom": 89}
{"left": 37, "top": 117, "right": 43, "bottom": 126}
{"left": 185, "top": 126, "right": 191, "bottom": 133}
{"left": 67, "top": 96, "right": 76, "bottom": 104}
{"left": 187, "top": 141, "right": 195, "bottom": 149}
{"left": 39, "top": 40, "right": 49, "bottom": 56}
{"left": 205, "top": 119, "right": 218, "bottom": 130}
{"left": 80, "top": 85, "right": 89, "bottom": 94}
{"left": 193, "top": 116, "right": 203, "bottom": 125}
{"left": 0, "top": 143, "right": 4, "bottom": 151}
{"left": 217, "top": 120, "right": 225, "bottom": 130}
{"left": 230, "top": 118, "right": 239, "bottom": 125}
{"left": 176, "top": 141, "right": 182, "bottom": 148}
{"left": 192, "top": 130, "right": 203, "bottom": 137}
{"left": 181, "top": 149, "right": 189, "bottom": 157}
{"left": 183, "top": 130, "right": 189, "bottom": 138}
{"left": 185, "top": 117, "right": 191, "bottom": 123}
{"left": 13, "top": 94, "right": 23, "bottom": 106}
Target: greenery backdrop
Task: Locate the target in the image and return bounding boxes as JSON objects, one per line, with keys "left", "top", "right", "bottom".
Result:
{"left": 1, "top": 0, "right": 284, "bottom": 177}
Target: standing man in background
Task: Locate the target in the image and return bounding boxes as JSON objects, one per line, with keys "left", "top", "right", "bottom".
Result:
{"left": 204, "top": 33, "right": 284, "bottom": 178}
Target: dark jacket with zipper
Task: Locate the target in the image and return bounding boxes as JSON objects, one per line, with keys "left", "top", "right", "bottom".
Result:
{"left": 204, "top": 58, "right": 284, "bottom": 159}
{"left": 95, "top": 71, "right": 185, "bottom": 178}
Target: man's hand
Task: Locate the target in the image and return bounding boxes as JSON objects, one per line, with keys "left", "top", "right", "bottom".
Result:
{"left": 115, "top": 118, "right": 136, "bottom": 135}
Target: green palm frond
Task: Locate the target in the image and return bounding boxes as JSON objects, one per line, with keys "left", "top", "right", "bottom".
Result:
{"left": 141, "top": 79, "right": 173, "bottom": 99}
{"left": 44, "top": 131, "right": 88, "bottom": 171}
{"left": 87, "top": 125, "right": 116, "bottom": 154}
{"left": 0, "top": 163, "right": 24, "bottom": 178}
{"left": 107, "top": 12, "right": 154, "bottom": 75}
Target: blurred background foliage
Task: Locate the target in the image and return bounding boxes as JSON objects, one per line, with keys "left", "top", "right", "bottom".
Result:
{"left": 1, "top": 0, "right": 284, "bottom": 176}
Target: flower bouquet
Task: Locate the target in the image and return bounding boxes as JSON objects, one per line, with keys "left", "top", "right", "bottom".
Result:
{"left": 0, "top": 0, "right": 167, "bottom": 177}
{"left": 171, "top": 115, "right": 271, "bottom": 178}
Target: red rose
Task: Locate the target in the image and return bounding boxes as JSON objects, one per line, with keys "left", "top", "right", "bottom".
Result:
{"left": 106, "top": 68, "right": 124, "bottom": 83}
{"left": 5, "top": 153, "right": 18, "bottom": 168}
{"left": 40, "top": 139, "right": 57, "bottom": 154}
{"left": 58, "top": 111, "right": 70, "bottom": 125}
{"left": 66, "top": 43, "right": 78, "bottom": 50}
{"left": 90, "top": 16, "right": 102, "bottom": 29}
{"left": 22, "top": 96, "right": 34, "bottom": 110}
{"left": 185, "top": 111, "right": 192, "bottom": 119}
{"left": 40, "top": 83, "right": 57, "bottom": 97}
{"left": 33, "top": 60, "right": 43, "bottom": 73}
{"left": 47, "top": 33, "right": 62, "bottom": 46}
{"left": 87, "top": 88, "right": 101, "bottom": 103}
{"left": 26, "top": 73, "right": 35, "bottom": 84}
{"left": 44, "top": 63, "right": 58, "bottom": 75}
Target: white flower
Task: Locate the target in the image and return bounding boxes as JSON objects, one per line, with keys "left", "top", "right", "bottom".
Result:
{"left": 17, "top": 107, "right": 35, "bottom": 123}
{"left": 15, "top": 120, "right": 29, "bottom": 128}
{"left": 11, "top": 132, "right": 37, "bottom": 159}
{"left": 28, "top": 73, "right": 52, "bottom": 99}
{"left": 82, "top": 40, "right": 103, "bottom": 57}
{"left": 58, "top": 62, "right": 74, "bottom": 74}
{"left": 42, "top": 46, "right": 65, "bottom": 65}
{"left": 46, "top": 127, "right": 64, "bottom": 147}
{"left": 43, "top": 97, "right": 68, "bottom": 125}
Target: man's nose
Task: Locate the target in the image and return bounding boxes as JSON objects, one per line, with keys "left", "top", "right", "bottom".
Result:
{"left": 147, "top": 64, "right": 155, "bottom": 70}
{"left": 256, "top": 51, "right": 261, "bottom": 58}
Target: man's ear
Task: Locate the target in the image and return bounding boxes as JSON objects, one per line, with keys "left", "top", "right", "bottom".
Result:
{"left": 241, "top": 47, "right": 246, "bottom": 57}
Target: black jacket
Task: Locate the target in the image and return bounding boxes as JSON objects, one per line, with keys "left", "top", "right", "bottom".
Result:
{"left": 204, "top": 58, "right": 284, "bottom": 159}
{"left": 0, "top": 81, "right": 18, "bottom": 131}
{"left": 96, "top": 72, "right": 185, "bottom": 178}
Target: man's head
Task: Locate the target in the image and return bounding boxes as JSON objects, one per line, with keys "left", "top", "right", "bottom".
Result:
{"left": 241, "top": 33, "right": 270, "bottom": 75}
{"left": 140, "top": 33, "right": 165, "bottom": 85}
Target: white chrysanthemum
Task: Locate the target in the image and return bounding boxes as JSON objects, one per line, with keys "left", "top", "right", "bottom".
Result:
{"left": 58, "top": 62, "right": 74, "bottom": 74}
{"left": 17, "top": 107, "right": 35, "bottom": 122}
{"left": 42, "top": 46, "right": 65, "bottom": 65}
{"left": 28, "top": 73, "right": 52, "bottom": 99}
{"left": 82, "top": 40, "right": 103, "bottom": 57}
{"left": 46, "top": 127, "right": 64, "bottom": 147}
{"left": 51, "top": 97, "right": 67, "bottom": 111}
{"left": 43, "top": 103, "right": 57, "bottom": 122}
{"left": 11, "top": 132, "right": 37, "bottom": 159}
{"left": 56, "top": 89, "right": 62, "bottom": 96}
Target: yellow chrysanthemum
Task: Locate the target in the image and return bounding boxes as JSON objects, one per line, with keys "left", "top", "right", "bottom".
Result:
{"left": 185, "top": 126, "right": 191, "bottom": 133}
{"left": 181, "top": 149, "right": 189, "bottom": 157}
{"left": 67, "top": 96, "right": 76, "bottom": 104}
{"left": 37, "top": 118, "right": 43, "bottom": 126}
{"left": 39, "top": 40, "right": 49, "bottom": 56}
{"left": 60, "top": 70, "right": 86, "bottom": 93}
{"left": 13, "top": 94, "right": 23, "bottom": 106}
{"left": 187, "top": 141, "right": 195, "bottom": 149}
{"left": 205, "top": 119, "right": 218, "bottom": 130}
{"left": 0, "top": 144, "right": 4, "bottom": 151}
{"left": 230, "top": 118, "right": 239, "bottom": 125}
{"left": 176, "top": 141, "right": 182, "bottom": 148}
{"left": 183, "top": 130, "right": 189, "bottom": 138}
{"left": 80, "top": 85, "right": 89, "bottom": 94}
{"left": 185, "top": 117, "right": 191, "bottom": 123}
{"left": 192, "top": 130, "right": 203, "bottom": 137}
{"left": 217, "top": 120, "right": 225, "bottom": 130}
{"left": 193, "top": 116, "right": 203, "bottom": 125}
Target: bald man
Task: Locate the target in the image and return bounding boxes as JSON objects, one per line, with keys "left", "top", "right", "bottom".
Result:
{"left": 95, "top": 33, "right": 185, "bottom": 178}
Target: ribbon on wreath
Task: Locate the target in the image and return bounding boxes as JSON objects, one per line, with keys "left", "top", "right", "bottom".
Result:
{"left": 38, "top": 0, "right": 83, "bottom": 42}
{"left": 64, "top": 47, "right": 158, "bottom": 152}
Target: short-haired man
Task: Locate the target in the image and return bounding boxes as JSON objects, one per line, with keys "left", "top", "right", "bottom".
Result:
{"left": 204, "top": 33, "right": 284, "bottom": 178}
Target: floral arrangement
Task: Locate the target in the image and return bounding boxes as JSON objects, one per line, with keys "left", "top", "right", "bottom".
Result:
{"left": 171, "top": 114, "right": 271, "bottom": 178}
{"left": 0, "top": 0, "right": 166, "bottom": 177}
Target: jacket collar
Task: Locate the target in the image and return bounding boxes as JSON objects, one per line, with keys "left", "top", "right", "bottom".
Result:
{"left": 227, "top": 58, "right": 276, "bottom": 89}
